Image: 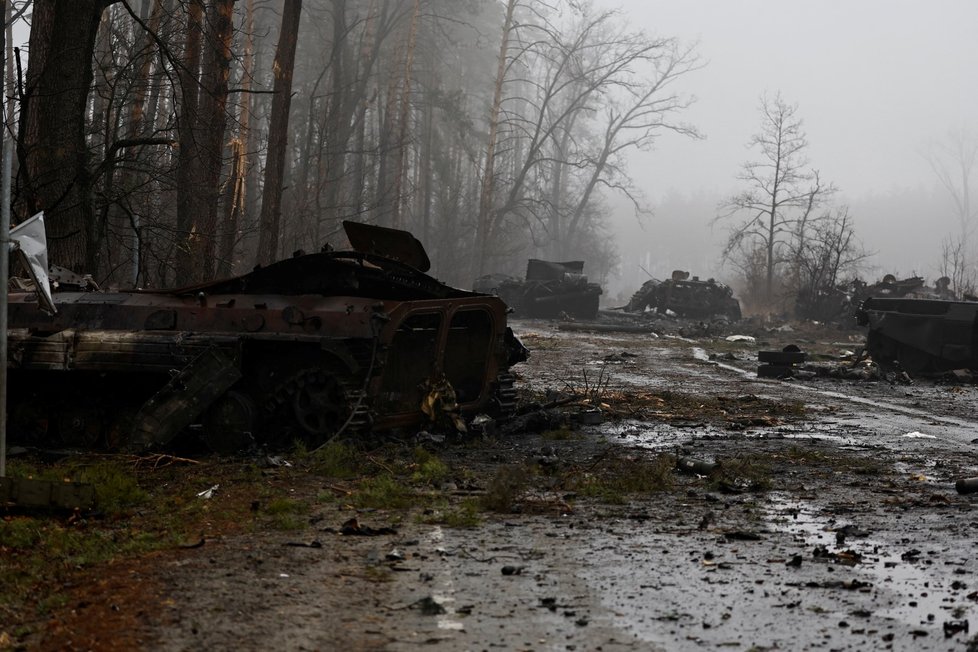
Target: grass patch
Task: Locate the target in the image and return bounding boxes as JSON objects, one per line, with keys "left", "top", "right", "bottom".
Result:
{"left": 0, "top": 454, "right": 305, "bottom": 642}
{"left": 353, "top": 475, "right": 413, "bottom": 510}
{"left": 480, "top": 465, "right": 530, "bottom": 513}
{"left": 411, "top": 447, "right": 451, "bottom": 486}
{"left": 307, "top": 441, "right": 362, "bottom": 479}
{"left": 568, "top": 453, "right": 675, "bottom": 503}
{"left": 709, "top": 455, "right": 774, "bottom": 492}
{"left": 780, "top": 445, "right": 886, "bottom": 475}
{"left": 442, "top": 498, "right": 482, "bottom": 527}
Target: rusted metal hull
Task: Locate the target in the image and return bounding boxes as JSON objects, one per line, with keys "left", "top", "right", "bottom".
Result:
{"left": 7, "top": 224, "right": 525, "bottom": 451}
{"left": 857, "top": 297, "right": 978, "bottom": 373}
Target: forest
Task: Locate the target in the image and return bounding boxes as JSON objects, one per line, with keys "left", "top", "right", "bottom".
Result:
{"left": 1, "top": 0, "right": 701, "bottom": 294}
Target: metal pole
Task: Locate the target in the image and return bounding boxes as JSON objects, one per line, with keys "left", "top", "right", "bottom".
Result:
{"left": 0, "top": 130, "right": 11, "bottom": 477}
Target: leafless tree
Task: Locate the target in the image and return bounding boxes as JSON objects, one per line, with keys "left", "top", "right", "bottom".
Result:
{"left": 926, "top": 128, "right": 978, "bottom": 295}
{"left": 475, "top": 1, "right": 698, "bottom": 279}
{"left": 716, "top": 93, "right": 835, "bottom": 308}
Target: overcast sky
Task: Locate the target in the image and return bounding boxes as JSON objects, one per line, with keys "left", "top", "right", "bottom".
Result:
{"left": 595, "top": 0, "right": 978, "bottom": 198}
{"left": 585, "top": 0, "right": 978, "bottom": 293}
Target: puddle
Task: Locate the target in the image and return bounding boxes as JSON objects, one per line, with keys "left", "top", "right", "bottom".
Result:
{"left": 765, "top": 494, "right": 976, "bottom": 633}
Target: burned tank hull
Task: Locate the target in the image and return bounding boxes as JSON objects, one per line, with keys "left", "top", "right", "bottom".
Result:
{"left": 625, "top": 273, "right": 741, "bottom": 321}
{"left": 475, "top": 259, "right": 602, "bottom": 320}
{"left": 7, "top": 222, "right": 525, "bottom": 452}
{"left": 857, "top": 297, "right": 978, "bottom": 373}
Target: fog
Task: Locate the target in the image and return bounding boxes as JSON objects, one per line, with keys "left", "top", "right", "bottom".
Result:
{"left": 594, "top": 0, "right": 978, "bottom": 301}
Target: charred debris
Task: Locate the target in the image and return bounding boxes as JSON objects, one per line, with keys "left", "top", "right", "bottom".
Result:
{"left": 623, "top": 270, "right": 742, "bottom": 321}
{"left": 6, "top": 222, "right": 527, "bottom": 454}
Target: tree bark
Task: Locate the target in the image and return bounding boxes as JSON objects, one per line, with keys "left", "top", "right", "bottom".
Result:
{"left": 173, "top": 0, "right": 204, "bottom": 284}
{"left": 191, "top": 0, "right": 235, "bottom": 282}
{"left": 474, "top": 0, "right": 516, "bottom": 277}
{"left": 18, "top": 0, "right": 119, "bottom": 273}
{"left": 256, "top": 0, "right": 302, "bottom": 266}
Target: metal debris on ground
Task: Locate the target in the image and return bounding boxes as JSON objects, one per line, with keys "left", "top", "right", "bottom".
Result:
{"left": 196, "top": 484, "right": 219, "bottom": 499}
{"left": 757, "top": 345, "right": 807, "bottom": 379}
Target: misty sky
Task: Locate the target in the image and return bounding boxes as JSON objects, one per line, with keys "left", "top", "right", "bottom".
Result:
{"left": 600, "top": 0, "right": 977, "bottom": 196}
{"left": 589, "top": 0, "right": 978, "bottom": 295}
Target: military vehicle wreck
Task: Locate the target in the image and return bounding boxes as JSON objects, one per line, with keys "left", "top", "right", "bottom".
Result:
{"left": 6, "top": 221, "right": 526, "bottom": 453}
{"left": 796, "top": 274, "right": 953, "bottom": 324}
{"left": 857, "top": 297, "right": 978, "bottom": 373}
{"left": 473, "top": 259, "right": 602, "bottom": 320}
{"left": 624, "top": 271, "right": 741, "bottom": 321}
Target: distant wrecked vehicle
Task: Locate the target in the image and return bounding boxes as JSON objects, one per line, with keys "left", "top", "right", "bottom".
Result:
{"left": 7, "top": 221, "right": 526, "bottom": 452}
{"left": 797, "top": 274, "right": 954, "bottom": 325}
{"left": 857, "top": 297, "right": 978, "bottom": 373}
{"left": 474, "top": 259, "right": 602, "bottom": 320}
{"left": 625, "top": 271, "right": 741, "bottom": 321}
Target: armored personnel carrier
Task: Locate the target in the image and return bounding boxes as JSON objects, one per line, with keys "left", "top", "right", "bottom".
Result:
{"left": 6, "top": 221, "right": 525, "bottom": 452}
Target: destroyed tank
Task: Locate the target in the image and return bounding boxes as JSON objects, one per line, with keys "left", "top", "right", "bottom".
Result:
{"left": 625, "top": 271, "right": 741, "bottom": 321}
{"left": 474, "top": 259, "right": 602, "bottom": 320}
{"left": 6, "top": 221, "right": 526, "bottom": 453}
{"left": 857, "top": 297, "right": 978, "bottom": 373}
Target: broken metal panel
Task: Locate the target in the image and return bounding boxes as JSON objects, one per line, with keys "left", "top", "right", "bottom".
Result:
{"left": 857, "top": 297, "right": 978, "bottom": 372}
{"left": 130, "top": 347, "right": 243, "bottom": 450}
{"left": 342, "top": 220, "right": 431, "bottom": 272}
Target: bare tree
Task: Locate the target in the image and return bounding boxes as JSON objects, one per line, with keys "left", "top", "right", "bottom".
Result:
{"left": 716, "top": 93, "right": 835, "bottom": 307}
{"left": 475, "top": 2, "right": 698, "bottom": 278}
{"left": 926, "top": 128, "right": 978, "bottom": 295}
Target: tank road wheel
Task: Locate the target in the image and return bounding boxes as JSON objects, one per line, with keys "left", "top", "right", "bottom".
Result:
{"left": 291, "top": 370, "right": 349, "bottom": 440}
{"left": 55, "top": 406, "right": 104, "bottom": 448}
{"left": 201, "top": 390, "right": 257, "bottom": 454}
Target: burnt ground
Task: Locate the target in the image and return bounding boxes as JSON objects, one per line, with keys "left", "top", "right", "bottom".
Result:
{"left": 5, "top": 317, "right": 978, "bottom": 651}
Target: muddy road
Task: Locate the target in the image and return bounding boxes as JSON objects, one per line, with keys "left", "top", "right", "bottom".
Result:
{"left": 13, "top": 319, "right": 978, "bottom": 651}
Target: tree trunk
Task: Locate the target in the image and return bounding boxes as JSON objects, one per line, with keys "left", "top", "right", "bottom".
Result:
{"left": 256, "top": 0, "right": 302, "bottom": 266}
{"left": 474, "top": 0, "right": 516, "bottom": 278}
{"left": 217, "top": 0, "right": 254, "bottom": 277}
{"left": 174, "top": 0, "right": 204, "bottom": 284}
{"left": 18, "top": 0, "right": 118, "bottom": 273}
{"left": 191, "top": 0, "right": 235, "bottom": 282}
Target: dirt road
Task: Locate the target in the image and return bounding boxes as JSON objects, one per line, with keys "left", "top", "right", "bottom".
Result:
{"left": 18, "top": 319, "right": 978, "bottom": 651}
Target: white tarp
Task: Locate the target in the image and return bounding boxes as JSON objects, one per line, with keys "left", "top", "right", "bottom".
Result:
{"left": 9, "top": 211, "right": 56, "bottom": 314}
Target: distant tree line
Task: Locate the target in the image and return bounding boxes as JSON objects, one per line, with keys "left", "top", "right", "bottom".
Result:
{"left": 3, "top": 0, "right": 699, "bottom": 291}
